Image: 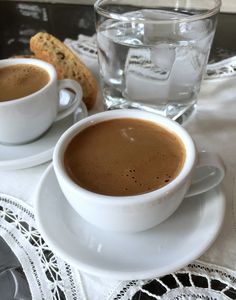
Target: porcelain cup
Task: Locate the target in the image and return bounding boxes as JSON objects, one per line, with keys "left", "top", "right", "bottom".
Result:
{"left": 0, "top": 58, "right": 87, "bottom": 145}
{"left": 53, "top": 109, "right": 225, "bottom": 232}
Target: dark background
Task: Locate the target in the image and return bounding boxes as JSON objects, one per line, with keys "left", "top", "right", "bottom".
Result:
{"left": 0, "top": 1, "right": 236, "bottom": 61}
{"left": 0, "top": 1, "right": 96, "bottom": 58}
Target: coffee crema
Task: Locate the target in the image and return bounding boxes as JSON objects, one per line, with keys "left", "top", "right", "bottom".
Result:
{"left": 0, "top": 64, "right": 49, "bottom": 102}
{"left": 64, "top": 118, "right": 186, "bottom": 196}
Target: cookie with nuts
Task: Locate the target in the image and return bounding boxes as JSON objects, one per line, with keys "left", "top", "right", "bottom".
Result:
{"left": 30, "top": 32, "right": 97, "bottom": 110}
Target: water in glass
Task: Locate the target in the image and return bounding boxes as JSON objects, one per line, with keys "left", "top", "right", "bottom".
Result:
{"left": 97, "top": 9, "right": 215, "bottom": 122}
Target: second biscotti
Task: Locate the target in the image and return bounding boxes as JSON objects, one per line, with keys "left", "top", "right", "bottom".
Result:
{"left": 30, "top": 32, "right": 97, "bottom": 110}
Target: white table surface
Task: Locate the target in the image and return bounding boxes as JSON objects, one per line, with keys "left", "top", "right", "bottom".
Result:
{"left": 0, "top": 76, "right": 236, "bottom": 299}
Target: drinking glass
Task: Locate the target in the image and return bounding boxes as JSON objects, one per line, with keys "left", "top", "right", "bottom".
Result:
{"left": 94, "top": 0, "right": 221, "bottom": 123}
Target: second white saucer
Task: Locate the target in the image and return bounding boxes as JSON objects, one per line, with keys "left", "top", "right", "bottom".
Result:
{"left": 0, "top": 107, "right": 84, "bottom": 171}
{"left": 35, "top": 165, "right": 225, "bottom": 280}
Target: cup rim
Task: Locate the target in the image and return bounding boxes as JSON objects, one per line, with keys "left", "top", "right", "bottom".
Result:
{"left": 94, "top": 0, "right": 221, "bottom": 23}
{"left": 0, "top": 58, "right": 56, "bottom": 106}
{"left": 53, "top": 109, "right": 197, "bottom": 205}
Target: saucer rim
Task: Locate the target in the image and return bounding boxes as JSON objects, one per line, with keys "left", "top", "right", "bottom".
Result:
{"left": 0, "top": 116, "right": 74, "bottom": 171}
{"left": 34, "top": 164, "right": 226, "bottom": 280}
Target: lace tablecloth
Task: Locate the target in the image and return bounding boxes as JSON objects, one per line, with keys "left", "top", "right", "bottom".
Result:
{"left": 0, "top": 35, "right": 236, "bottom": 299}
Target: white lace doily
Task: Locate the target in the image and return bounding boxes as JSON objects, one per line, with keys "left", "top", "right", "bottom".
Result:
{"left": 0, "top": 193, "right": 86, "bottom": 300}
{"left": 109, "top": 262, "right": 236, "bottom": 299}
{"left": 0, "top": 193, "right": 236, "bottom": 300}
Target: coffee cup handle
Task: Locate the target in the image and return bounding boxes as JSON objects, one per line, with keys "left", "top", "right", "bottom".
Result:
{"left": 185, "top": 152, "right": 225, "bottom": 198}
{"left": 55, "top": 79, "right": 88, "bottom": 121}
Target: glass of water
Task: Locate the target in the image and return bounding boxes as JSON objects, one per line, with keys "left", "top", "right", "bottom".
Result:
{"left": 94, "top": 0, "right": 221, "bottom": 123}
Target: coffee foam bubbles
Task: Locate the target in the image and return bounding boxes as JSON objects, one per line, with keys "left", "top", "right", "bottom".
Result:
{"left": 0, "top": 64, "right": 49, "bottom": 102}
{"left": 121, "top": 168, "right": 173, "bottom": 193}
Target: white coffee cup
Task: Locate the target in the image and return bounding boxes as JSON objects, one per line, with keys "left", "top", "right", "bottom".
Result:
{"left": 53, "top": 109, "right": 225, "bottom": 232}
{"left": 0, "top": 58, "right": 87, "bottom": 145}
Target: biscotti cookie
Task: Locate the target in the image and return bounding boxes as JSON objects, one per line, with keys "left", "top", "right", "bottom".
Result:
{"left": 30, "top": 32, "right": 97, "bottom": 110}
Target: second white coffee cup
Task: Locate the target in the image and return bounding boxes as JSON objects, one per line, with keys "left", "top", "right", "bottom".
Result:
{"left": 0, "top": 58, "right": 87, "bottom": 145}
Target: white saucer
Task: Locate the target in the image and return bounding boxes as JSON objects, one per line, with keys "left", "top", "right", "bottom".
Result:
{"left": 35, "top": 165, "right": 225, "bottom": 280}
{"left": 0, "top": 112, "right": 79, "bottom": 171}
